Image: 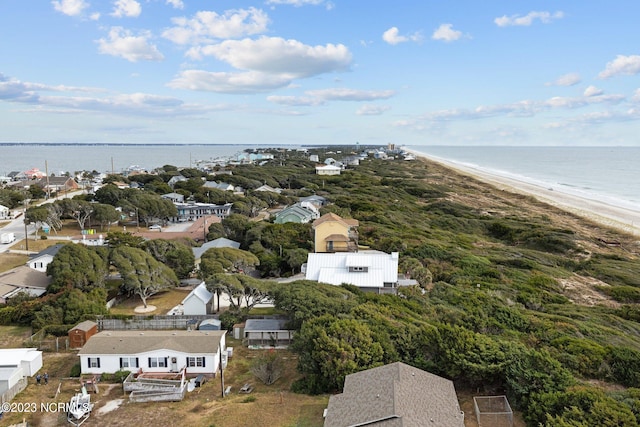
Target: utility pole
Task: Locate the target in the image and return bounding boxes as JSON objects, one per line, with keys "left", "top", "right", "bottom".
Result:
{"left": 219, "top": 345, "right": 225, "bottom": 398}
{"left": 23, "top": 199, "right": 29, "bottom": 251}
{"left": 203, "top": 217, "right": 207, "bottom": 242}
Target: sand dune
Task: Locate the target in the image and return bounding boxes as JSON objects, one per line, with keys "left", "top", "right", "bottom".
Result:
{"left": 409, "top": 150, "right": 640, "bottom": 237}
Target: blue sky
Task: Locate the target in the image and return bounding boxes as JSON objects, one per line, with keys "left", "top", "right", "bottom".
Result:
{"left": 1, "top": 1, "right": 640, "bottom": 146}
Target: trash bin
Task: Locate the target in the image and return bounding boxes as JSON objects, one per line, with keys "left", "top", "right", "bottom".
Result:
{"left": 195, "top": 374, "right": 206, "bottom": 387}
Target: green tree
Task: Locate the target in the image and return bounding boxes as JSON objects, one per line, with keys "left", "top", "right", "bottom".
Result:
{"left": 28, "top": 184, "right": 46, "bottom": 200}
{"left": 110, "top": 246, "right": 178, "bottom": 308}
{"left": 221, "top": 214, "right": 251, "bottom": 244}
{"left": 284, "top": 248, "right": 308, "bottom": 275}
{"left": 92, "top": 203, "right": 120, "bottom": 231}
{"left": 54, "top": 288, "right": 108, "bottom": 325}
{"left": 106, "top": 231, "right": 146, "bottom": 248}
{"left": 60, "top": 199, "right": 94, "bottom": 230}
{"left": 292, "top": 315, "right": 385, "bottom": 393}
{"left": 94, "top": 184, "right": 125, "bottom": 205}
{"left": 47, "top": 244, "right": 109, "bottom": 293}
{"left": 25, "top": 205, "right": 50, "bottom": 239}
{"left": 199, "top": 247, "right": 259, "bottom": 278}
{"left": 144, "top": 239, "right": 195, "bottom": 279}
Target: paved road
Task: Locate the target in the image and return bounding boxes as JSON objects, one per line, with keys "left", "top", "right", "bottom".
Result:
{"left": 0, "top": 214, "right": 34, "bottom": 253}
{"left": 0, "top": 190, "right": 84, "bottom": 254}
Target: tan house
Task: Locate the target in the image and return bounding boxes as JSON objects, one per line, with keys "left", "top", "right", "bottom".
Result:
{"left": 324, "top": 362, "right": 465, "bottom": 427}
{"left": 315, "top": 164, "right": 341, "bottom": 175}
{"left": 312, "top": 213, "right": 358, "bottom": 253}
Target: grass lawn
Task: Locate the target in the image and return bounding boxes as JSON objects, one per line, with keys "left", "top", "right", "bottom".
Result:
{"left": 3, "top": 338, "right": 328, "bottom": 427}
{"left": 0, "top": 252, "right": 29, "bottom": 273}
{"left": 108, "top": 287, "right": 192, "bottom": 316}
{"left": 0, "top": 325, "right": 32, "bottom": 347}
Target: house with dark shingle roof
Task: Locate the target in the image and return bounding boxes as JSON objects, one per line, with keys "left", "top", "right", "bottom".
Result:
{"left": 78, "top": 330, "right": 227, "bottom": 377}
{"left": 27, "top": 244, "right": 65, "bottom": 272}
{"left": 324, "top": 362, "right": 465, "bottom": 427}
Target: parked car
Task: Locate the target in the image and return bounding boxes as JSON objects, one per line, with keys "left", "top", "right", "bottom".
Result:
{"left": 148, "top": 224, "right": 162, "bottom": 231}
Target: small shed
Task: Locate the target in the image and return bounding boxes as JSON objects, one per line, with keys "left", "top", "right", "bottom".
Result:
{"left": 244, "top": 319, "right": 294, "bottom": 348}
{"left": 182, "top": 282, "right": 213, "bottom": 316}
{"left": 68, "top": 320, "right": 98, "bottom": 349}
{"left": 198, "top": 318, "right": 222, "bottom": 331}
{"left": 233, "top": 322, "right": 245, "bottom": 340}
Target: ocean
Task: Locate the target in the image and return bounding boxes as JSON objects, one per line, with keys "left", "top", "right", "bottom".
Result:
{"left": 0, "top": 144, "right": 259, "bottom": 176}
{"left": 2, "top": 143, "right": 638, "bottom": 214}
{"left": 408, "top": 146, "right": 640, "bottom": 211}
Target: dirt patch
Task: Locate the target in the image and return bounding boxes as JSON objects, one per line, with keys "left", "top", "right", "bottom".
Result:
{"left": 133, "top": 305, "right": 157, "bottom": 314}
{"left": 559, "top": 274, "right": 620, "bottom": 308}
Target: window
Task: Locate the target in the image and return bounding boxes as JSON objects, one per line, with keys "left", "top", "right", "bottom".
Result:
{"left": 148, "top": 357, "right": 168, "bottom": 368}
{"left": 187, "top": 357, "right": 205, "bottom": 368}
{"left": 120, "top": 357, "right": 139, "bottom": 369}
{"left": 349, "top": 266, "right": 368, "bottom": 273}
{"left": 88, "top": 357, "right": 100, "bottom": 368}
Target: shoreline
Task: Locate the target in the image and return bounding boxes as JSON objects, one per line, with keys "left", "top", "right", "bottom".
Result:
{"left": 406, "top": 149, "right": 640, "bottom": 237}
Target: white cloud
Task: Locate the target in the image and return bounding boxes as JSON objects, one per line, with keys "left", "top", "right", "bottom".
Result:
{"left": 393, "top": 90, "right": 627, "bottom": 131}
{"left": 166, "top": 0, "right": 184, "bottom": 9}
{"left": 162, "top": 8, "right": 269, "bottom": 45}
{"left": 167, "top": 70, "right": 292, "bottom": 94}
{"left": 97, "top": 27, "right": 164, "bottom": 62}
{"left": 0, "top": 73, "right": 216, "bottom": 117}
{"left": 431, "top": 24, "right": 462, "bottom": 42}
{"left": 190, "top": 37, "right": 351, "bottom": 78}
{"left": 306, "top": 88, "right": 395, "bottom": 101}
{"left": 583, "top": 85, "right": 603, "bottom": 97}
{"left": 89, "top": 12, "right": 101, "bottom": 20}
{"left": 356, "top": 104, "right": 391, "bottom": 115}
{"left": 598, "top": 55, "right": 640, "bottom": 79}
{"left": 266, "top": 88, "right": 394, "bottom": 106}
{"left": 51, "top": 0, "right": 89, "bottom": 16}
{"left": 382, "top": 27, "right": 422, "bottom": 45}
{"left": 632, "top": 89, "right": 640, "bottom": 102}
{"left": 173, "top": 37, "right": 351, "bottom": 93}
{"left": 265, "top": 0, "right": 327, "bottom": 6}
{"left": 266, "top": 95, "right": 324, "bottom": 106}
{"left": 546, "top": 72, "right": 581, "bottom": 87}
{"left": 494, "top": 11, "right": 564, "bottom": 27}
{"left": 111, "top": 0, "right": 141, "bottom": 18}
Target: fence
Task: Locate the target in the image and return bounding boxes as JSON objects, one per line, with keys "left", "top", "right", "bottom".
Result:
{"left": 1, "top": 377, "right": 28, "bottom": 404}
{"left": 24, "top": 329, "right": 69, "bottom": 352}
{"left": 97, "top": 315, "right": 218, "bottom": 331}
{"left": 474, "top": 395, "right": 513, "bottom": 427}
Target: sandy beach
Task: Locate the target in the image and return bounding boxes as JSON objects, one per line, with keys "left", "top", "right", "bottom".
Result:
{"left": 408, "top": 150, "right": 640, "bottom": 237}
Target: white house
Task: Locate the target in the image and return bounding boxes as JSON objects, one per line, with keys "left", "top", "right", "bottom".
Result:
{"left": 304, "top": 250, "right": 399, "bottom": 293}
{"left": 78, "top": 330, "right": 227, "bottom": 376}
{"left": 0, "top": 348, "right": 43, "bottom": 400}
{"left": 0, "top": 204, "right": 10, "bottom": 220}
{"left": 27, "top": 244, "right": 65, "bottom": 272}
{"left": 244, "top": 319, "right": 294, "bottom": 348}
{"left": 182, "top": 282, "right": 213, "bottom": 315}
{"left": 315, "top": 164, "right": 341, "bottom": 175}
